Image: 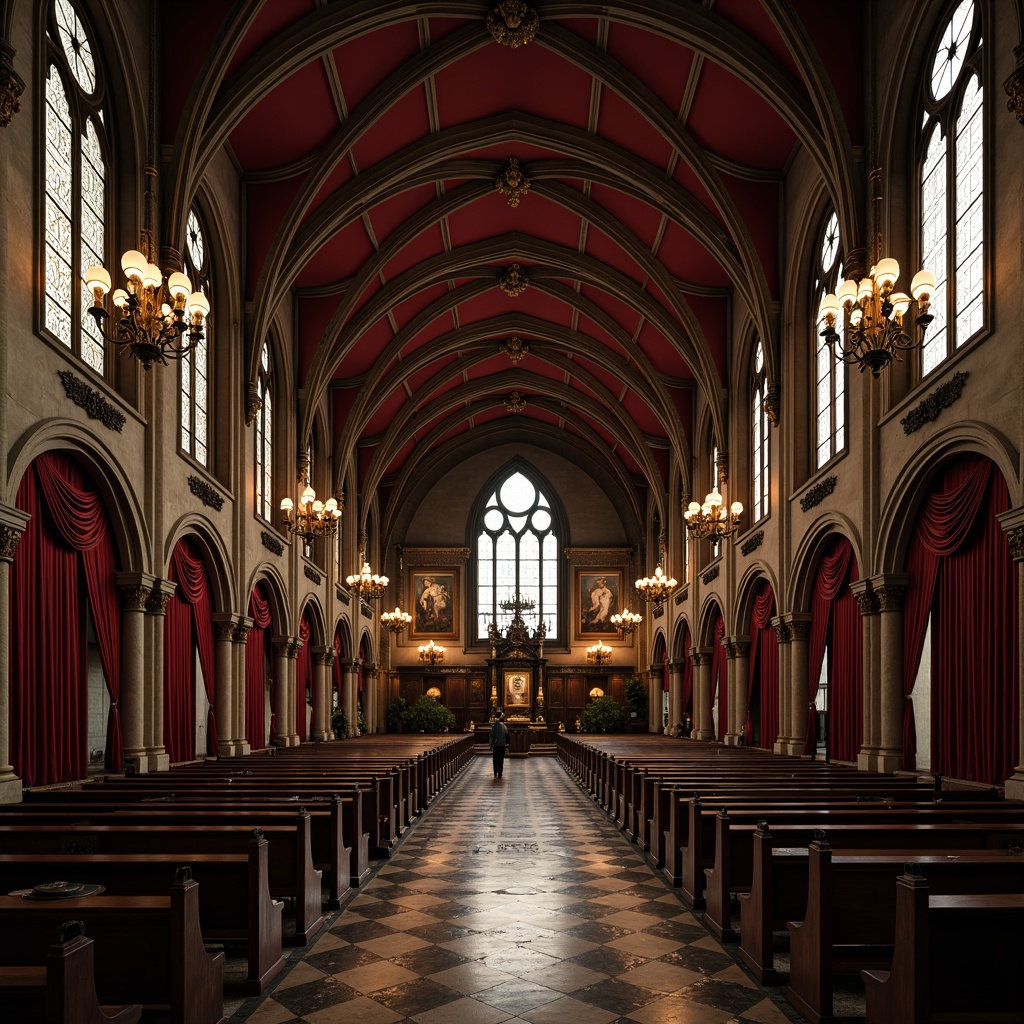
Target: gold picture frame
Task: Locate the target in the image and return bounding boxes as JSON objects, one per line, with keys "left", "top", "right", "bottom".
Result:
{"left": 504, "top": 670, "right": 531, "bottom": 708}
{"left": 407, "top": 569, "right": 459, "bottom": 640}
{"left": 575, "top": 569, "right": 623, "bottom": 638}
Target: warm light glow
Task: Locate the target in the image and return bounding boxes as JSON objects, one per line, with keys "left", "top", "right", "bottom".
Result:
{"left": 418, "top": 639, "right": 445, "bottom": 665}
{"left": 634, "top": 563, "right": 677, "bottom": 606}
{"left": 586, "top": 642, "right": 612, "bottom": 665}
{"left": 347, "top": 556, "right": 389, "bottom": 600}
{"left": 279, "top": 486, "right": 343, "bottom": 543}
{"left": 380, "top": 606, "right": 412, "bottom": 635}
{"left": 684, "top": 486, "right": 743, "bottom": 541}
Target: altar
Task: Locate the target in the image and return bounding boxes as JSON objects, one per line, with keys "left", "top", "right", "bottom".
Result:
{"left": 484, "top": 593, "right": 549, "bottom": 734}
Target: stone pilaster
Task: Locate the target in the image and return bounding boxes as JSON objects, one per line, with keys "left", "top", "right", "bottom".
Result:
{"left": 692, "top": 648, "right": 713, "bottom": 741}
{"left": 116, "top": 572, "right": 156, "bottom": 773}
{"left": 782, "top": 613, "right": 812, "bottom": 756}
{"left": 143, "top": 579, "right": 176, "bottom": 772}
{"left": 997, "top": 510, "right": 1024, "bottom": 798}
{"left": 311, "top": 647, "right": 331, "bottom": 741}
{"left": 771, "top": 616, "right": 792, "bottom": 753}
{"left": 231, "top": 618, "right": 253, "bottom": 754}
{"left": 342, "top": 661, "right": 359, "bottom": 737}
{"left": 212, "top": 613, "right": 244, "bottom": 756}
{"left": 0, "top": 506, "right": 29, "bottom": 801}
{"left": 724, "top": 637, "right": 751, "bottom": 747}
{"left": 667, "top": 660, "right": 684, "bottom": 735}
{"left": 851, "top": 579, "right": 881, "bottom": 770}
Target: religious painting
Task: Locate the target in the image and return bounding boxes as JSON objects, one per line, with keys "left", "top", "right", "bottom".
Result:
{"left": 408, "top": 570, "right": 458, "bottom": 639}
{"left": 504, "top": 670, "right": 531, "bottom": 708}
{"left": 469, "top": 678, "right": 485, "bottom": 706}
{"left": 576, "top": 569, "right": 622, "bottom": 638}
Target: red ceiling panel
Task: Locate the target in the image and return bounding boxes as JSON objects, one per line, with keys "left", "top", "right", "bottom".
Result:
{"left": 298, "top": 293, "right": 342, "bottom": 385}
{"left": 332, "top": 22, "right": 422, "bottom": 112}
{"left": 330, "top": 385, "right": 360, "bottom": 446}
{"left": 366, "top": 184, "right": 439, "bottom": 245}
{"left": 715, "top": 0, "right": 804, "bottom": 81}
{"left": 391, "top": 283, "right": 454, "bottom": 335}
{"left": 363, "top": 388, "right": 409, "bottom": 438}
{"left": 245, "top": 177, "right": 306, "bottom": 295}
{"left": 671, "top": 161, "right": 726, "bottom": 224}
{"left": 721, "top": 174, "right": 781, "bottom": 296}
{"left": 596, "top": 87, "right": 675, "bottom": 172}
{"left": 380, "top": 223, "right": 446, "bottom": 281}
{"left": 574, "top": 314, "right": 630, "bottom": 354}
{"left": 445, "top": 192, "right": 579, "bottom": 252}
{"left": 306, "top": 160, "right": 356, "bottom": 219}
{"left": 590, "top": 184, "right": 664, "bottom": 252}
{"left": 605, "top": 22, "right": 694, "bottom": 115}
{"left": 458, "top": 143, "right": 566, "bottom": 163}
{"left": 295, "top": 218, "right": 374, "bottom": 289}
{"left": 224, "top": 0, "right": 316, "bottom": 79}
{"left": 334, "top": 317, "right": 394, "bottom": 378}
{"left": 553, "top": 19, "right": 601, "bottom": 45}
{"left": 584, "top": 225, "right": 646, "bottom": 286}
{"left": 350, "top": 89, "right": 431, "bottom": 172}
{"left": 425, "top": 18, "right": 476, "bottom": 44}
{"left": 655, "top": 220, "right": 729, "bottom": 288}
{"left": 578, "top": 285, "right": 643, "bottom": 339}
{"left": 621, "top": 392, "right": 662, "bottom": 435}
{"left": 686, "top": 295, "right": 729, "bottom": 385}
{"left": 635, "top": 320, "right": 692, "bottom": 378}
{"left": 406, "top": 353, "right": 461, "bottom": 395}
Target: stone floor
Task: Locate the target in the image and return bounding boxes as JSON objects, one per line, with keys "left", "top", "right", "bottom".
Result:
{"left": 226, "top": 755, "right": 807, "bottom": 1024}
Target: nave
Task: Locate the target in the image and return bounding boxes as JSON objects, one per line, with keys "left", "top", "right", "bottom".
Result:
{"left": 235, "top": 756, "right": 795, "bottom": 1024}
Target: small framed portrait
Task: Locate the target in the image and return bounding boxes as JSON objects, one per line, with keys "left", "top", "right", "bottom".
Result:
{"left": 576, "top": 569, "right": 622, "bottom": 638}
{"left": 470, "top": 678, "right": 485, "bottom": 706}
{"left": 408, "top": 570, "right": 458, "bottom": 639}
{"left": 504, "top": 670, "right": 530, "bottom": 707}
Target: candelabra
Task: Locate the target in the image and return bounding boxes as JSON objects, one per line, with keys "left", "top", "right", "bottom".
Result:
{"left": 280, "top": 486, "right": 341, "bottom": 543}
{"left": 634, "top": 564, "right": 678, "bottom": 605}
{"left": 380, "top": 607, "right": 412, "bottom": 635}
{"left": 418, "top": 639, "right": 445, "bottom": 665}
{"left": 684, "top": 488, "right": 743, "bottom": 541}
{"left": 586, "top": 642, "right": 612, "bottom": 666}
{"left": 347, "top": 554, "right": 388, "bottom": 600}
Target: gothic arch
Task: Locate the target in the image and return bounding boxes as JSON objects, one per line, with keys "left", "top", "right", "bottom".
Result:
{"left": 245, "top": 563, "right": 289, "bottom": 634}
{"left": 162, "top": 514, "right": 236, "bottom": 614}
{"left": 735, "top": 561, "right": 781, "bottom": 629}
{"left": 788, "top": 513, "right": 864, "bottom": 613}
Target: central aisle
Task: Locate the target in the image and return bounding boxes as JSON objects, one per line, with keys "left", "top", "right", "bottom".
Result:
{"left": 237, "top": 756, "right": 797, "bottom": 1024}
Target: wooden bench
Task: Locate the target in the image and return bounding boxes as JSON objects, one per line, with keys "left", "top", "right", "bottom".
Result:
{"left": 0, "top": 830, "right": 285, "bottom": 993}
{"left": 0, "top": 872, "right": 224, "bottom": 1024}
{"left": 861, "top": 869, "right": 1024, "bottom": 1023}
{"left": 0, "top": 920, "right": 143, "bottom": 1024}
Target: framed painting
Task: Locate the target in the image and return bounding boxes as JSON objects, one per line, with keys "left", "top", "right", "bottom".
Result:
{"left": 576, "top": 569, "right": 622, "bottom": 638}
{"left": 504, "top": 670, "right": 531, "bottom": 708}
{"left": 408, "top": 570, "right": 458, "bottom": 639}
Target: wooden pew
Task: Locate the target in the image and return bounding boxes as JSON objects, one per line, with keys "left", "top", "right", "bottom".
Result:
{"left": 0, "top": 831, "right": 285, "bottom": 993}
{"left": 861, "top": 869, "right": 1024, "bottom": 1023}
{"left": 785, "top": 835, "right": 1024, "bottom": 1024}
{"left": 0, "top": 872, "right": 224, "bottom": 1024}
{"left": 0, "top": 920, "right": 142, "bottom": 1024}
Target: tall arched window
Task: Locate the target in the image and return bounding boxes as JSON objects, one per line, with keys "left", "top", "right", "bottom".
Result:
{"left": 920, "top": 0, "right": 984, "bottom": 376}
{"left": 180, "top": 208, "right": 210, "bottom": 466}
{"left": 476, "top": 469, "right": 558, "bottom": 640}
{"left": 751, "top": 339, "right": 769, "bottom": 522}
{"left": 255, "top": 342, "right": 273, "bottom": 521}
{"left": 813, "top": 209, "right": 845, "bottom": 469}
{"left": 43, "top": 0, "right": 108, "bottom": 375}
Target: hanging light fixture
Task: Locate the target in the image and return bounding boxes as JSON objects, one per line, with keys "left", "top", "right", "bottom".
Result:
{"left": 418, "top": 639, "right": 445, "bottom": 665}
{"left": 684, "top": 485, "right": 743, "bottom": 541}
{"left": 347, "top": 553, "right": 388, "bottom": 600}
{"left": 816, "top": 170, "right": 935, "bottom": 377}
{"left": 611, "top": 608, "right": 642, "bottom": 635}
{"left": 280, "top": 486, "right": 341, "bottom": 543}
{"left": 84, "top": 250, "right": 210, "bottom": 370}
{"left": 586, "top": 642, "right": 612, "bottom": 666}
{"left": 380, "top": 607, "right": 412, "bottom": 635}
{"left": 634, "top": 564, "right": 677, "bottom": 606}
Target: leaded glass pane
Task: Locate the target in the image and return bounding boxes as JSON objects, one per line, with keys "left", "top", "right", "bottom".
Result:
{"left": 930, "top": 0, "right": 973, "bottom": 101}
{"left": 819, "top": 211, "right": 839, "bottom": 270}
{"left": 55, "top": 0, "right": 97, "bottom": 94}
{"left": 186, "top": 209, "right": 205, "bottom": 271}
{"left": 45, "top": 70, "right": 73, "bottom": 349}
{"left": 955, "top": 75, "right": 983, "bottom": 345}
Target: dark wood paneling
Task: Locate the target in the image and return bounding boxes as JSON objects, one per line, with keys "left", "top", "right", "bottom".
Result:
{"left": 446, "top": 677, "right": 466, "bottom": 707}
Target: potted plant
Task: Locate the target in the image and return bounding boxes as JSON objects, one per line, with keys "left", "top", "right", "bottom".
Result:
{"left": 625, "top": 676, "right": 648, "bottom": 732}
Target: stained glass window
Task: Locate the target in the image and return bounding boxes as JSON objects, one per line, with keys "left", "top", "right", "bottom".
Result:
{"left": 476, "top": 469, "right": 559, "bottom": 641}
{"left": 43, "top": 0, "right": 107, "bottom": 374}
{"left": 813, "top": 209, "right": 845, "bottom": 469}
{"left": 751, "top": 340, "right": 769, "bottom": 523}
{"left": 180, "top": 209, "right": 210, "bottom": 466}
{"left": 255, "top": 342, "right": 273, "bottom": 521}
{"left": 920, "top": 0, "right": 984, "bottom": 374}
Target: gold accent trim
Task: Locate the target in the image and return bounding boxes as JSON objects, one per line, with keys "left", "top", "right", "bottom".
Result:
{"left": 764, "top": 382, "right": 780, "bottom": 427}
{"left": 1005, "top": 49, "right": 1024, "bottom": 126}
{"left": 504, "top": 390, "right": 526, "bottom": 413}
{"left": 0, "top": 525, "right": 22, "bottom": 562}
{"left": 0, "top": 41, "right": 24, "bottom": 129}
{"left": 564, "top": 547, "right": 632, "bottom": 566}
{"left": 499, "top": 263, "right": 529, "bottom": 297}
{"left": 496, "top": 156, "right": 531, "bottom": 207}
{"left": 501, "top": 335, "right": 529, "bottom": 363}
{"left": 486, "top": 0, "right": 539, "bottom": 49}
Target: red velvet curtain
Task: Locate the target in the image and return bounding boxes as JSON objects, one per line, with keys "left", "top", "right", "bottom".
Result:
{"left": 902, "top": 457, "right": 992, "bottom": 771}
{"left": 245, "top": 583, "right": 272, "bottom": 748}
{"left": 805, "top": 536, "right": 856, "bottom": 755}
{"left": 927, "top": 462, "right": 1016, "bottom": 785}
{"left": 681, "top": 626, "right": 693, "bottom": 724}
{"left": 830, "top": 568, "right": 863, "bottom": 762}
{"left": 296, "top": 613, "right": 313, "bottom": 742}
{"left": 164, "top": 538, "right": 217, "bottom": 761}
{"left": 711, "top": 613, "right": 727, "bottom": 740}
{"left": 748, "top": 580, "right": 778, "bottom": 748}
{"left": 332, "top": 629, "right": 343, "bottom": 712}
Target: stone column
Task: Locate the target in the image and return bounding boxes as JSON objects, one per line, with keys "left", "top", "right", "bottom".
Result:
{"left": 771, "top": 617, "right": 792, "bottom": 754}
{"left": 725, "top": 637, "right": 751, "bottom": 747}
{"left": 232, "top": 619, "right": 253, "bottom": 755}
{"left": 667, "top": 660, "right": 683, "bottom": 736}
{"left": 144, "top": 580, "right": 176, "bottom": 772}
{"left": 0, "top": 510, "right": 28, "bottom": 802}
{"left": 783, "top": 613, "right": 812, "bottom": 756}
{"left": 271, "top": 636, "right": 291, "bottom": 747}
{"left": 342, "top": 661, "right": 358, "bottom": 737}
{"left": 212, "top": 613, "right": 241, "bottom": 756}
{"left": 693, "top": 647, "right": 713, "bottom": 740}
{"left": 285, "top": 637, "right": 302, "bottom": 747}
{"left": 311, "top": 647, "right": 330, "bottom": 742}
{"left": 365, "top": 662, "right": 379, "bottom": 734}
{"left": 851, "top": 580, "right": 881, "bottom": 771}
{"left": 998, "top": 516, "right": 1024, "bottom": 798}
{"left": 323, "top": 649, "right": 337, "bottom": 736}
{"left": 874, "top": 577, "right": 909, "bottom": 773}
{"left": 115, "top": 572, "right": 156, "bottom": 773}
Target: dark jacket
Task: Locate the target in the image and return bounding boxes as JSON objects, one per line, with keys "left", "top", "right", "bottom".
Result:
{"left": 489, "top": 720, "right": 509, "bottom": 749}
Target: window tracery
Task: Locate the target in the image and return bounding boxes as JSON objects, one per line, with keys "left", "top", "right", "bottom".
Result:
{"left": 180, "top": 208, "right": 210, "bottom": 466}
{"left": 813, "top": 209, "right": 845, "bottom": 469}
{"left": 751, "top": 340, "right": 769, "bottom": 523}
{"left": 255, "top": 342, "right": 273, "bottom": 521}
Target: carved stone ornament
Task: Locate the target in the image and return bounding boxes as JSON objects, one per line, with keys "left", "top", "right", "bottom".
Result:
{"left": 855, "top": 588, "right": 880, "bottom": 617}
{"left": 701, "top": 564, "right": 720, "bottom": 585}
{"left": 0, "top": 40, "right": 25, "bottom": 129}
{"left": 261, "top": 530, "right": 283, "bottom": 556}
{"left": 499, "top": 263, "right": 529, "bottom": 297}
{"left": 0, "top": 524, "right": 22, "bottom": 562}
{"left": 1005, "top": 47, "right": 1024, "bottom": 126}
{"left": 900, "top": 371, "right": 969, "bottom": 435}
{"left": 874, "top": 584, "right": 907, "bottom": 612}
{"left": 214, "top": 621, "right": 237, "bottom": 642}
{"left": 146, "top": 587, "right": 175, "bottom": 615}
{"left": 1007, "top": 525, "right": 1024, "bottom": 563}
{"left": 800, "top": 474, "right": 837, "bottom": 512}
{"left": 234, "top": 622, "right": 252, "bottom": 644}
{"left": 486, "top": 0, "right": 539, "bottom": 49}
{"left": 58, "top": 370, "right": 126, "bottom": 432}
{"left": 496, "top": 157, "right": 531, "bottom": 207}
{"left": 787, "top": 618, "right": 812, "bottom": 642}
{"left": 286, "top": 639, "right": 302, "bottom": 659}
{"left": 398, "top": 546, "right": 471, "bottom": 567}
{"left": 690, "top": 649, "right": 708, "bottom": 668}
{"left": 765, "top": 382, "right": 781, "bottom": 427}
{"left": 740, "top": 530, "right": 764, "bottom": 556}
{"left": 772, "top": 620, "right": 791, "bottom": 644}
{"left": 304, "top": 564, "right": 323, "bottom": 585}
{"left": 188, "top": 475, "right": 225, "bottom": 511}
{"left": 716, "top": 449, "right": 729, "bottom": 484}
{"left": 501, "top": 335, "right": 529, "bottom": 363}
{"left": 119, "top": 584, "right": 151, "bottom": 611}
{"left": 245, "top": 381, "right": 262, "bottom": 426}
{"left": 296, "top": 450, "right": 310, "bottom": 483}
{"left": 504, "top": 390, "right": 526, "bottom": 413}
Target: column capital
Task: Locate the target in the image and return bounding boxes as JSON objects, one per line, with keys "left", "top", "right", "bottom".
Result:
{"left": 870, "top": 574, "right": 910, "bottom": 612}
{"left": 212, "top": 611, "right": 243, "bottom": 642}
{"left": 312, "top": 645, "right": 334, "bottom": 666}
{"left": 997, "top": 506, "right": 1024, "bottom": 561}
{"left": 146, "top": 579, "right": 177, "bottom": 615}
{"left": 691, "top": 646, "right": 712, "bottom": 667}
{"left": 0, "top": 504, "right": 30, "bottom": 563}
{"left": 724, "top": 636, "right": 751, "bottom": 659}
{"left": 116, "top": 571, "right": 159, "bottom": 611}
{"left": 779, "top": 612, "right": 812, "bottom": 641}
{"left": 849, "top": 578, "right": 880, "bottom": 617}
{"left": 771, "top": 615, "right": 791, "bottom": 644}
{"left": 273, "top": 635, "right": 301, "bottom": 659}
{"left": 233, "top": 616, "right": 254, "bottom": 644}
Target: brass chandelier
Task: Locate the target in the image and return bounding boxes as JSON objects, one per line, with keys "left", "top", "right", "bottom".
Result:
{"left": 347, "top": 555, "right": 388, "bottom": 600}
{"left": 418, "top": 639, "right": 445, "bottom": 665}
{"left": 611, "top": 608, "right": 642, "bottom": 635}
{"left": 380, "top": 607, "right": 412, "bottom": 635}
{"left": 280, "top": 486, "right": 341, "bottom": 543}
{"left": 586, "top": 642, "right": 612, "bottom": 666}
{"left": 684, "top": 485, "right": 743, "bottom": 541}
{"left": 85, "top": 250, "right": 210, "bottom": 370}
{"left": 634, "top": 564, "right": 678, "bottom": 605}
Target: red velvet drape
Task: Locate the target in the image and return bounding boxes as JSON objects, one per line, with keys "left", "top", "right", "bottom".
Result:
{"left": 681, "top": 627, "right": 693, "bottom": 725}
{"left": 711, "top": 613, "right": 727, "bottom": 741}
{"left": 296, "top": 613, "right": 313, "bottom": 742}
{"left": 902, "top": 457, "right": 992, "bottom": 771}
{"left": 332, "top": 629, "right": 343, "bottom": 712}
{"left": 805, "top": 536, "right": 856, "bottom": 755}
{"left": 245, "top": 583, "right": 272, "bottom": 748}
{"left": 748, "top": 581, "right": 778, "bottom": 748}
{"left": 830, "top": 569, "right": 863, "bottom": 762}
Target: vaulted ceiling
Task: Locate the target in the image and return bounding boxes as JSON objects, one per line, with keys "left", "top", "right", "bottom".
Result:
{"left": 165, "top": 0, "right": 864, "bottom": 535}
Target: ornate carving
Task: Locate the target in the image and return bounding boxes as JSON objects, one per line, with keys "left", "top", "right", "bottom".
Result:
{"left": 188, "top": 474, "right": 225, "bottom": 511}
{"left": 504, "top": 390, "right": 526, "bottom": 413}
{"left": 855, "top": 589, "right": 880, "bottom": 616}
{"left": 304, "top": 564, "right": 323, "bottom": 586}
{"left": 772, "top": 620, "right": 791, "bottom": 644}
{"left": 653, "top": 604, "right": 664, "bottom": 619}
{"left": 764, "top": 382, "right": 781, "bottom": 427}
{"left": 724, "top": 640, "right": 751, "bottom": 659}
{"left": 674, "top": 585, "right": 688, "bottom": 606}
{"left": 335, "top": 584, "right": 351, "bottom": 604}
{"left": 234, "top": 622, "right": 252, "bottom": 644}
{"left": 214, "top": 621, "right": 237, "bottom": 642}
{"left": 146, "top": 587, "right": 175, "bottom": 615}
{"left": 564, "top": 547, "right": 632, "bottom": 566}
{"left": 323, "top": 649, "right": 337, "bottom": 667}
{"left": 701, "top": 564, "right": 720, "bottom": 585}
{"left": 245, "top": 381, "right": 262, "bottom": 426}
{"left": 900, "top": 371, "right": 969, "bottom": 435}
{"left": 690, "top": 650, "right": 708, "bottom": 668}
{"left": 286, "top": 640, "right": 301, "bottom": 659}
{"left": 119, "top": 584, "right": 151, "bottom": 611}
{"left": 0, "top": 41, "right": 25, "bottom": 129}
{"left": 1005, "top": 47, "right": 1024, "bottom": 126}
{"left": 496, "top": 156, "right": 531, "bottom": 208}
{"left": 716, "top": 449, "right": 729, "bottom": 484}
{"left": 740, "top": 530, "right": 764, "bottom": 556}
{"left": 296, "top": 450, "right": 309, "bottom": 483}
{"left": 1007, "top": 525, "right": 1024, "bottom": 563}
{"left": 800, "top": 475, "right": 837, "bottom": 512}
{"left": 261, "top": 530, "right": 283, "bottom": 556}
{"left": 398, "top": 546, "right": 471, "bottom": 566}
{"left": 57, "top": 370, "right": 126, "bottom": 432}
{"left": 486, "top": 0, "right": 539, "bottom": 48}
{"left": 0, "top": 524, "right": 22, "bottom": 562}
{"left": 875, "top": 584, "right": 907, "bottom": 612}
{"left": 501, "top": 335, "right": 529, "bottom": 362}
{"left": 499, "top": 262, "right": 529, "bottom": 297}
{"left": 788, "top": 618, "right": 812, "bottom": 642}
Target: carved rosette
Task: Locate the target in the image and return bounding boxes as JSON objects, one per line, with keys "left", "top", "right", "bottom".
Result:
{"left": 245, "top": 381, "right": 262, "bottom": 426}
{"left": 0, "top": 525, "right": 22, "bottom": 562}
{"left": 499, "top": 263, "right": 529, "bottom": 297}
{"left": 765, "top": 382, "right": 781, "bottom": 427}
{"left": 501, "top": 335, "right": 529, "bottom": 362}
{"left": 0, "top": 41, "right": 25, "bottom": 129}
{"left": 486, "top": 0, "right": 539, "bottom": 49}
{"left": 496, "top": 156, "right": 531, "bottom": 207}
{"left": 504, "top": 390, "right": 526, "bottom": 413}
{"left": 1005, "top": 47, "right": 1024, "bottom": 126}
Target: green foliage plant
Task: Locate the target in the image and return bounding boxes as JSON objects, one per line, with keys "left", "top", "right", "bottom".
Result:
{"left": 405, "top": 694, "right": 457, "bottom": 734}
{"left": 579, "top": 694, "right": 625, "bottom": 733}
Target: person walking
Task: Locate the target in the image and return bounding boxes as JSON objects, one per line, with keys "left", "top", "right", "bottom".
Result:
{"left": 489, "top": 712, "right": 509, "bottom": 778}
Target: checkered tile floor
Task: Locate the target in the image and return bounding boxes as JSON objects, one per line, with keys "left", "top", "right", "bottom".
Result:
{"left": 228, "top": 756, "right": 804, "bottom": 1024}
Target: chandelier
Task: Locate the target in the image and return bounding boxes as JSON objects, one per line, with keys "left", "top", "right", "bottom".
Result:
{"left": 586, "top": 642, "right": 612, "bottom": 666}
{"left": 817, "top": 171, "right": 935, "bottom": 377}
{"left": 499, "top": 592, "right": 535, "bottom": 613}
{"left": 611, "top": 608, "right": 642, "bottom": 635}
{"left": 418, "top": 639, "right": 445, "bottom": 665}
{"left": 346, "top": 557, "right": 388, "bottom": 600}
{"left": 85, "top": 250, "right": 210, "bottom": 370}
{"left": 634, "top": 564, "right": 678, "bottom": 605}
{"left": 684, "top": 486, "right": 743, "bottom": 541}
{"left": 280, "top": 486, "right": 341, "bottom": 542}
{"left": 380, "top": 607, "right": 412, "bottom": 635}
